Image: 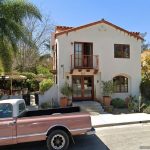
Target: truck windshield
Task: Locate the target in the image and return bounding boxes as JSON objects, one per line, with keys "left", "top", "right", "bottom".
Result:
{"left": 0, "top": 103, "right": 13, "bottom": 118}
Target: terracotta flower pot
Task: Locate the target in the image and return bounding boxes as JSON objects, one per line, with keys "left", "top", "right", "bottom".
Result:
{"left": 103, "top": 96, "right": 112, "bottom": 106}
{"left": 60, "top": 97, "right": 68, "bottom": 107}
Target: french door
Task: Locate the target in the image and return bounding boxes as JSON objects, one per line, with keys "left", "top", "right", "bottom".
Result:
{"left": 74, "top": 42, "right": 93, "bottom": 68}
{"left": 72, "top": 76, "right": 94, "bottom": 100}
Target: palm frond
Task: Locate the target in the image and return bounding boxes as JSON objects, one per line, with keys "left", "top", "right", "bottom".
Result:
{"left": 0, "top": 38, "right": 13, "bottom": 72}
{"left": 2, "top": 17, "right": 33, "bottom": 46}
{"left": 0, "top": 0, "right": 41, "bottom": 72}
{"left": 1, "top": 0, "right": 42, "bottom": 23}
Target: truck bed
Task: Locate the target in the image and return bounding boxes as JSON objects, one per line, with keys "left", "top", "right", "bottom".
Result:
{"left": 19, "top": 106, "right": 80, "bottom": 118}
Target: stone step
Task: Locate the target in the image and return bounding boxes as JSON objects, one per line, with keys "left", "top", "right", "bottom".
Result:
{"left": 73, "top": 101, "right": 105, "bottom": 115}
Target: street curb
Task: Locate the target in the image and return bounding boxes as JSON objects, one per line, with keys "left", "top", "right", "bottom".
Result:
{"left": 93, "top": 120, "right": 150, "bottom": 128}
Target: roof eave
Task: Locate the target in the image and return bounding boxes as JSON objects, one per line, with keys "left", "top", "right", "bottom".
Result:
{"left": 55, "top": 19, "right": 143, "bottom": 40}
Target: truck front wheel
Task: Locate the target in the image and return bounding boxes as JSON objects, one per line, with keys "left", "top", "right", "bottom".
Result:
{"left": 47, "top": 130, "right": 70, "bottom": 150}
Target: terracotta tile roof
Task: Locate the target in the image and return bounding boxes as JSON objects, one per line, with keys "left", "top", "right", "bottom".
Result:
{"left": 55, "top": 19, "right": 143, "bottom": 40}
{"left": 130, "top": 32, "right": 140, "bottom": 36}
{"left": 55, "top": 26, "right": 73, "bottom": 33}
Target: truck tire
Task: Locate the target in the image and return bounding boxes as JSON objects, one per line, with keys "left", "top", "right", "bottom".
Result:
{"left": 47, "top": 129, "right": 70, "bottom": 150}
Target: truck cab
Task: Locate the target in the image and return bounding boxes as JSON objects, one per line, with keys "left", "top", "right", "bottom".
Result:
{"left": 0, "top": 99, "right": 26, "bottom": 118}
{"left": 0, "top": 99, "right": 26, "bottom": 146}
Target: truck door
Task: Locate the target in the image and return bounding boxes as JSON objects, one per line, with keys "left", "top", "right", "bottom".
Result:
{"left": 0, "top": 103, "right": 16, "bottom": 146}
{"left": 16, "top": 102, "right": 45, "bottom": 143}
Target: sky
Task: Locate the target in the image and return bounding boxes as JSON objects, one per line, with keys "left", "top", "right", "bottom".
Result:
{"left": 30, "top": 0, "right": 150, "bottom": 43}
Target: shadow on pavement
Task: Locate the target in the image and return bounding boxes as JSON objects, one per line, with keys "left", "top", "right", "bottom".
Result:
{"left": 1, "top": 135, "right": 110, "bottom": 150}
{"left": 69, "top": 135, "right": 110, "bottom": 150}
{"left": 0, "top": 141, "right": 47, "bottom": 150}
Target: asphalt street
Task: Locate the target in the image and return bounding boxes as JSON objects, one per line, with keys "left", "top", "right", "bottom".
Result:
{"left": 1, "top": 123, "right": 150, "bottom": 150}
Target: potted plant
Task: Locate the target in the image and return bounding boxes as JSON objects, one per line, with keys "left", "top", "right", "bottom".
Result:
{"left": 102, "top": 80, "right": 114, "bottom": 106}
{"left": 60, "top": 82, "right": 72, "bottom": 107}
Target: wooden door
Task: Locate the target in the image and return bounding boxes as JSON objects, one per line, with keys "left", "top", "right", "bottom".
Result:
{"left": 72, "top": 76, "right": 94, "bottom": 100}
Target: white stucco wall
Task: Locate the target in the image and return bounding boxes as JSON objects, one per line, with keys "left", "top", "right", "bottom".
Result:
{"left": 39, "top": 84, "right": 59, "bottom": 105}
{"left": 56, "top": 23, "right": 142, "bottom": 100}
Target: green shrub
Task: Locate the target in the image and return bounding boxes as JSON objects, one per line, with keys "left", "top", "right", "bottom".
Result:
{"left": 140, "top": 102, "right": 149, "bottom": 112}
{"left": 127, "top": 95, "right": 139, "bottom": 112}
{"left": 40, "top": 99, "right": 59, "bottom": 109}
{"left": 0, "top": 59, "right": 4, "bottom": 74}
{"left": 111, "top": 98, "right": 126, "bottom": 108}
{"left": 60, "top": 82, "right": 72, "bottom": 97}
{"left": 140, "top": 79, "right": 150, "bottom": 100}
{"left": 102, "top": 80, "right": 114, "bottom": 96}
{"left": 36, "top": 65, "right": 53, "bottom": 78}
{"left": 21, "top": 72, "right": 36, "bottom": 79}
{"left": 143, "top": 105, "right": 150, "bottom": 114}
{"left": 39, "top": 79, "right": 54, "bottom": 93}
{"left": 26, "top": 79, "right": 39, "bottom": 92}
{"left": 40, "top": 102, "right": 52, "bottom": 109}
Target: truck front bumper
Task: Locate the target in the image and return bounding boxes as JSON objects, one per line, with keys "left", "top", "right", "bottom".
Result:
{"left": 86, "top": 127, "right": 95, "bottom": 135}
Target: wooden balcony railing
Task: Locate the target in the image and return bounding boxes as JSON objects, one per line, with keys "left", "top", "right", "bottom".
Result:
{"left": 70, "top": 54, "right": 99, "bottom": 71}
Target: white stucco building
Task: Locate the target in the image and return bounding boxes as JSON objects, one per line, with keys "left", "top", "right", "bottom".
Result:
{"left": 51, "top": 19, "right": 143, "bottom": 101}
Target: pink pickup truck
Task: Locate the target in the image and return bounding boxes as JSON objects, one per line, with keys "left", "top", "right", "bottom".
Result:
{"left": 0, "top": 99, "right": 94, "bottom": 150}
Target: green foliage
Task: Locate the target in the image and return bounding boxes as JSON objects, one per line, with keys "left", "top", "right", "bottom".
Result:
{"left": 143, "top": 105, "right": 150, "bottom": 114}
{"left": 26, "top": 80, "right": 39, "bottom": 92}
{"left": 0, "top": 39, "right": 13, "bottom": 73}
{"left": 60, "top": 82, "right": 72, "bottom": 97}
{"left": 139, "top": 102, "right": 148, "bottom": 112}
{"left": 39, "top": 79, "right": 54, "bottom": 93}
{"left": 40, "top": 102, "right": 52, "bottom": 109}
{"left": 102, "top": 80, "right": 114, "bottom": 96}
{"left": 0, "top": 0, "right": 41, "bottom": 72}
{"left": 21, "top": 72, "right": 36, "bottom": 79}
{"left": 21, "top": 70, "right": 53, "bottom": 92}
{"left": 36, "top": 65, "right": 49, "bottom": 74}
{"left": 111, "top": 98, "right": 126, "bottom": 108}
{"left": 0, "top": 59, "right": 4, "bottom": 74}
{"left": 36, "top": 65, "right": 53, "bottom": 78}
{"left": 21, "top": 72, "right": 38, "bottom": 92}
{"left": 140, "top": 79, "right": 150, "bottom": 100}
{"left": 141, "top": 55, "right": 150, "bottom": 80}
{"left": 40, "top": 100, "right": 59, "bottom": 109}
{"left": 127, "top": 95, "right": 139, "bottom": 112}
{"left": 104, "top": 106, "right": 114, "bottom": 113}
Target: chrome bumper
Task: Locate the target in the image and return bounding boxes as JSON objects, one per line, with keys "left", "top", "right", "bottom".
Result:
{"left": 86, "top": 127, "right": 95, "bottom": 135}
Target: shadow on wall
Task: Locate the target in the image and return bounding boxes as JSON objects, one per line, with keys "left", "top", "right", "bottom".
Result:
{"left": 38, "top": 84, "right": 59, "bottom": 106}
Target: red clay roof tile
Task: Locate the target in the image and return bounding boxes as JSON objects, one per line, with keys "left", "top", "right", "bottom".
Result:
{"left": 55, "top": 19, "right": 143, "bottom": 40}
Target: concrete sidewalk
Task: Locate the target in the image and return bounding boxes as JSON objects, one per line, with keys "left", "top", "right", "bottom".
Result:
{"left": 91, "top": 113, "right": 150, "bottom": 128}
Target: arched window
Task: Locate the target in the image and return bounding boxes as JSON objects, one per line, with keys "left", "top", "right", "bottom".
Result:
{"left": 113, "top": 76, "right": 128, "bottom": 93}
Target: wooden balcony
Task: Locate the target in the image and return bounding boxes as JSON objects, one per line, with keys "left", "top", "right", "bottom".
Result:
{"left": 70, "top": 54, "right": 99, "bottom": 74}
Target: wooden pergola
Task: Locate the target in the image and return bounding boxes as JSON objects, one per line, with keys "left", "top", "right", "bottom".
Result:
{"left": 0, "top": 74, "right": 27, "bottom": 95}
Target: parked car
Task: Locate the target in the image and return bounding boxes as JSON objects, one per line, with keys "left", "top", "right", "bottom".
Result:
{"left": 0, "top": 99, "right": 95, "bottom": 150}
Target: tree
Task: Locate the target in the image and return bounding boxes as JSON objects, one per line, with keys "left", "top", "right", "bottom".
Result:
{"left": 141, "top": 33, "right": 150, "bottom": 51}
{"left": 0, "top": 0, "right": 42, "bottom": 73}
{"left": 141, "top": 54, "right": 150, "bottom": 80}
{"left": 13, "top": 16, "right": 54, "bottom": 72}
